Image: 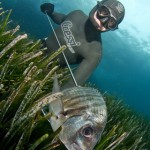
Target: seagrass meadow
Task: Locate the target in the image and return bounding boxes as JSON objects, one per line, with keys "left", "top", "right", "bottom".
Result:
{"left": 0, "top": 3, "right": 150, "bottom": 150}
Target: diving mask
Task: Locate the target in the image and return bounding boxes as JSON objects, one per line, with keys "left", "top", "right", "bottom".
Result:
{"left": 97, "top": 2, "right": 118, "bottom": 30}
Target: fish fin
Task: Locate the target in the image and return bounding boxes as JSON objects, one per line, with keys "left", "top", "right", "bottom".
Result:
{"left": 49, "top": 72, "right": 64, "bottom": 116}
{"left": 48, "top": 72, "right": 66, "bottom": 131}
{"left": 52, "top": 72, "right": 60, "bottom": 93}
{"left": 50, "top": 97, "right": 64, "bottom": 117}
{"left": 50, "top": 114, "right": 66, "bottom": 131}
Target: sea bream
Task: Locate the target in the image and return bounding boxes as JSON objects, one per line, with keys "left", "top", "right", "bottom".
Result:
{"left": 42, "top": 75, "right": 107, "bottom": 150}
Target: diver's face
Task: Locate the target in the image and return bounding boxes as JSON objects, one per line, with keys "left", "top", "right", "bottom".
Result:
{"left": 93, "top": 10, "right": 108, "bottom": 31}
{"left": 92, "top": 5, "right": 118, "bottom": 31}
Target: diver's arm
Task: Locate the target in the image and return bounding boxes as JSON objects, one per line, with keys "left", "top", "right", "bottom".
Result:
{"left": 50, "top": 12, "right": 67, "bottom": 25}
{"left": 40, "top": 3, "right": 67, "bottom": 25}
{"left": 61, "top": 53, "right": 101, "bottom": 89}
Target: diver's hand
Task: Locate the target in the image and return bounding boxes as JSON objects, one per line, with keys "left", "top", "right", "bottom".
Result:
{"left": 40, "top": 3, "right": 54, "bottom": 15}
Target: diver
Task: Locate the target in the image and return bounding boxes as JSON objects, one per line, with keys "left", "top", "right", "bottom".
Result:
{"left": 40, "top": 0, "right": 125, "bottom": 89}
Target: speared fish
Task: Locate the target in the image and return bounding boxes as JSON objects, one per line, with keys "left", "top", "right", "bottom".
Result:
{"left": 42, "top": 74, "right": 107, "bottom": 150}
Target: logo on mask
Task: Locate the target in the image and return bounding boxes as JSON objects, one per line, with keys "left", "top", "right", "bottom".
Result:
{"left": 61, "top": 21, "right": 81, "bottom": 53}
{"left": 116, "top": 3, "right": 124, "bottom": 13}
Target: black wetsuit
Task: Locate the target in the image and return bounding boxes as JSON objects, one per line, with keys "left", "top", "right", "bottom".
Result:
{"left": 45, "top": 10, "right": 102, "bottom": 89}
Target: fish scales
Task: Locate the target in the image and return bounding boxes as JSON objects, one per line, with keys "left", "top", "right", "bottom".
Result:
{"left": 62, "top": 87, "right": 106, "bottom": 116}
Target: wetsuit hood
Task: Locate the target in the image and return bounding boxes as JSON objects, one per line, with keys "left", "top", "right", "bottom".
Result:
{"left": 101, "top": 0, "right": 125, "bottom": 24}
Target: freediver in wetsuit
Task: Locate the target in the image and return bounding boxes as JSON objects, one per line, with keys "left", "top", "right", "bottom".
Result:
{"left": 40, "top": 0, "right": 125, "bottom": 89}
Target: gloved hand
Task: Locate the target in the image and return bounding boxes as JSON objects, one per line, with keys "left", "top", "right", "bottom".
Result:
{"left": 40, "top": 3, "right": 54, "bottom": 15}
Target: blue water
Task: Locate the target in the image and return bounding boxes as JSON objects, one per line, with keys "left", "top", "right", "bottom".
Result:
{"left": 1, "top": 0, "right": 150, "bottom": 118}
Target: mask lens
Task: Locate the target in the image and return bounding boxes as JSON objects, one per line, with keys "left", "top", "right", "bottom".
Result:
{"left": 107, "top": 17, "right": 117, "bottom": 29}
{"left": 97, "top": 6, "right": 109, "bottom": 17}
{"left": 97, "top": 5, "right": 118, "bottom": 30}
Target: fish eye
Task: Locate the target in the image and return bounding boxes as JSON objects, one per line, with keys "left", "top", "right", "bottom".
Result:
{"left": 81, "top": 126, "right": 94, "bottom": 138}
